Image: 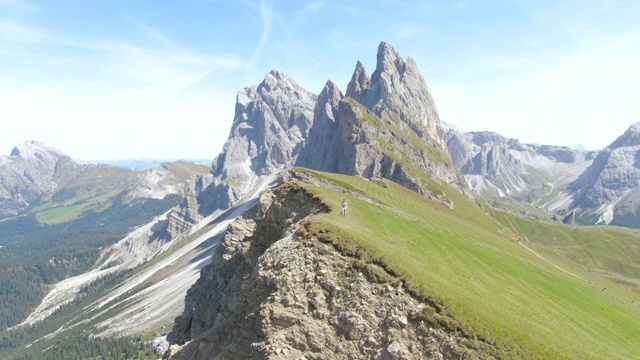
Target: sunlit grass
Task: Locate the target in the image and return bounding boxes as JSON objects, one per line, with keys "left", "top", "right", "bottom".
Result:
{"left": 298, "top": 169, "right": 640, "bottom": 359}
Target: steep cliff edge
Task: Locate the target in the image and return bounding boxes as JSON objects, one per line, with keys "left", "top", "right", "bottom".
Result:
{"left": 203, "top": 70, "right": 317, "bottom": 214}
{"left": 166, "top": 178, "right": 466, "bottom": 359}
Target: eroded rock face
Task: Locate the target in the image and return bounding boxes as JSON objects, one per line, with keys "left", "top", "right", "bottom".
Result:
{"left": 124, "top": 165, "right": 180, "bottom": 203}
{"left": 202, "top": 70, "right": 318, "bottom": 215}
{"left": 298, "top": 42, "right": 468, "bottom": 201}
{"left": 0, "top": 140, "right": 77, "bottom": 216}
{"left": 346, "top": 42, "right": 447, "bottom": 149}
{"left": 167, "top": 182, "right": 464, "bottom": 359}
{"left": 296, "top": 80, "right": 344, "bottom": 173}
{"left": 445, "top": 125, "right": 594, "bottom": 206}
{"left": 570, "top": 122, "right": 640, "bottom": 225}
{"left": 158, "top": 173, "right": 215, "bottom": 240}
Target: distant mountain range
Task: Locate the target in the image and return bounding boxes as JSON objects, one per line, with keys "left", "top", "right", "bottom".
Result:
{"left": 76, "top": 158, "right": 213, "bottom": 171}
{"left": 446, "top": 121, "right": 640, "bottom": 227}
{"left": 0, "top": 140, "right": 211, "bottom": 219}
{"left": 2, "top": 42, "right": 639, "bottom": 359}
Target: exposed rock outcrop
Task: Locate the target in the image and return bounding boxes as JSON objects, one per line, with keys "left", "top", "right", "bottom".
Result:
{"left": 156, "top": 173, "right": 215, "bottom": 240}
{"left": 445, "top": 122, "right": 640, "bottom": 227}
{"left": 346, "top": 42, "right": 447, "bottom": 149}
{"left": 0, "top": 141, "right": 209, "bottom": 220}
{"left": 296, "top": 80, "right": 344, "bottom": 172}
{"left": 167, "top": 182, "right": 464, "bottom": 359}
{"left": 0, "top": 140, "right": 77, "bottom": 216}
{"left": 202, "top": 70, "right": 317, "bottom": 214}
{"left": 298, "top": 43, "right": 468, "bottom": 201}
{"left": 570, "top": 122, "right": 640, "bottom": 226}
{"left": 445, "top": 125, "right": 594, "bottom": 208}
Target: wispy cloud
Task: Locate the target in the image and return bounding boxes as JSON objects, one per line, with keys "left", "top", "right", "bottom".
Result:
{"left": 99, "top": 39, "right": 246, "bottom": 90}
{"left": 296, "top": 1, "right": 325, "bottom": 22}
{"left": 0, "top": 15, "right": 245, "bottom": 92}
{"left": 246, "top": 0, "right": 274, "bottom": 82}
{"left": 0, "top": 18, "right": 53, "bottom": 43}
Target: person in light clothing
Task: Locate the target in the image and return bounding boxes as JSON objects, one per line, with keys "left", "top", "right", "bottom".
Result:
{"left": 341, "top": 198, "right": 348, "bottom": 217}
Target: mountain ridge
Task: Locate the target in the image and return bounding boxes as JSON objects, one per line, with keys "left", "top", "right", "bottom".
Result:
{"left": 3, "top": 41, "right": 640, "bottom": 360}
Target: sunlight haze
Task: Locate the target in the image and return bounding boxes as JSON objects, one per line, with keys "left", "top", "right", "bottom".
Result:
{"left": 2, "top": 0, "right": 639, "bottom": 159}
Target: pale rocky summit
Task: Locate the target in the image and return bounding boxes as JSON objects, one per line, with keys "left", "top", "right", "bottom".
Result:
{"left": 0, "top": 140, "right": 209, "bottom": 221}
{"left": 205, "top": 70, "right": 317, "bottom": 212}
{"left": 0, "top": 140, "right": 77, "bottom": 216}
{"left": 445, "top": 126, "right": 594, "bottom": 204}
{"left": 444, "top": 122, "right": 640, "bottom": 227}
{"left": 124, "top": 165, "right": 180, "bottom": 203}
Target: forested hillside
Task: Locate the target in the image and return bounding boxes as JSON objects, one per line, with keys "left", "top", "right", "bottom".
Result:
{"left": 0, "top": 194, "right": 181, "bottom": 331}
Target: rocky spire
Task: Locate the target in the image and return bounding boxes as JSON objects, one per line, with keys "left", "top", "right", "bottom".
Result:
{"left": 207, "top": 70, "right": 317, "bottom": 211}
{"left": 345, "top": 61, "right": 370, "bottom": 103}
{"left": 346, "top": 42, "right": 447, "bottom": 149}
{"left": 296, "top": 80, "right": 344, "bottom": 172}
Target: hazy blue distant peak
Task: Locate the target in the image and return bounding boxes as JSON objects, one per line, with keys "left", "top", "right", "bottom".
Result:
{"left": 569, "top": 144, "right": 589, "bottom": 153}
{"left": 76, "top": 158, "right": 213, "bottom": 170}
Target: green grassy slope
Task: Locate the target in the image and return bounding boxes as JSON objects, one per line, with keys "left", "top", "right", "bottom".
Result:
{"left": 298, "top": 168, "right": 640, "bottom": 359}
{"left": 30, "top": 165, "right": 135, "bottom": 224}
{"left": 29, "top": 161, "right": 209, "bottom": 225}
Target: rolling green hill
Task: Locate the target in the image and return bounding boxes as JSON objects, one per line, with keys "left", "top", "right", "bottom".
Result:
{"left": 297, "top": 168, "right": 640, "bottom": 359}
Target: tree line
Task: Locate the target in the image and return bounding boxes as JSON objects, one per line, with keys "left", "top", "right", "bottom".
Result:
{"left": 0, "top": 194, "right": 180, "bottom": 331}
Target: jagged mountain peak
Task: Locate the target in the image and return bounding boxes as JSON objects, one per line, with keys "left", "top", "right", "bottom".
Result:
{"left": 235, "top": 70, "right": 307, "bottom": 113}
{"left": 468, "top": 131, "right": 509, "bottom": 147}
{"left": 209, "top": 69, "right": 318, "bottom": 211}
{"left": 317, "top": 79, "right": 343, "bottom": 108}
{"left": 608, "top": 122, "right": 640, "bottom": 150}
{"left": 346, "top": 41, "right": 446, "bottom": 148}
{"left": 260, "top": 69, "right": 298, "bottom": 91}
{"left": 346, "top": 60, "right": 370, "bottom": 101}
{"left": 375, "top": 41, "right": 406, "bottom": 77}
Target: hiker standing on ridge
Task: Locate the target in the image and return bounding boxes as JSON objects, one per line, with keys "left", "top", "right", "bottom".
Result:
{"left": 341, "top": 198, "right": 348, "bottom": 217}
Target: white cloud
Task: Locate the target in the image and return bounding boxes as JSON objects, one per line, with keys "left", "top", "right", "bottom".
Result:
{"left": 0, "top": 18, "right": 246, "bottom": 159}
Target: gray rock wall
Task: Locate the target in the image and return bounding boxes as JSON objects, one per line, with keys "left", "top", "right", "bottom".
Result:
{"left": 166, "top": 181, "right": 465, "bottom": 360}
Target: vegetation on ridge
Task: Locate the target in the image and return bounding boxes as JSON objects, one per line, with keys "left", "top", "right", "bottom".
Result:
{"left": 296, "top": 168, "right": 640, "bottom": 359}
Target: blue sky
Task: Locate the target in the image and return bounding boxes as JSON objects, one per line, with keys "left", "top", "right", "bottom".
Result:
{"left": 2, "top": 0, "right": 639, "bottom": 160}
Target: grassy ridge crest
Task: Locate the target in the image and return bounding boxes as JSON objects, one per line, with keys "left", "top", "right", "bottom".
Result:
{"left": 296, "top": 168, "right": 640, "bottom": 359}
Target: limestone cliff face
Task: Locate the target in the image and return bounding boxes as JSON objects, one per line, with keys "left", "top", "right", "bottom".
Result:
{"left": 157, "top": 173, "right": 215, "bottom": 240}
{"left": 346, "top": 42, "right": 447, "bottom": 149}
{"left": 298, "top": 43, "right": 467, "bottom": 201}
{"left": 296, "top": 80, "right": 344, "bottom": 173}
{"left": 444, "top": 123, "right": 640, "bottom": 227}
{"left": 166, "top": 181, "right": 463, "bottom": 359}
{"left": 445, "top": 125, "right": 594, "bottom": 207}
{"left": 203, "top": 70, "right": 317, "bottom": 214}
